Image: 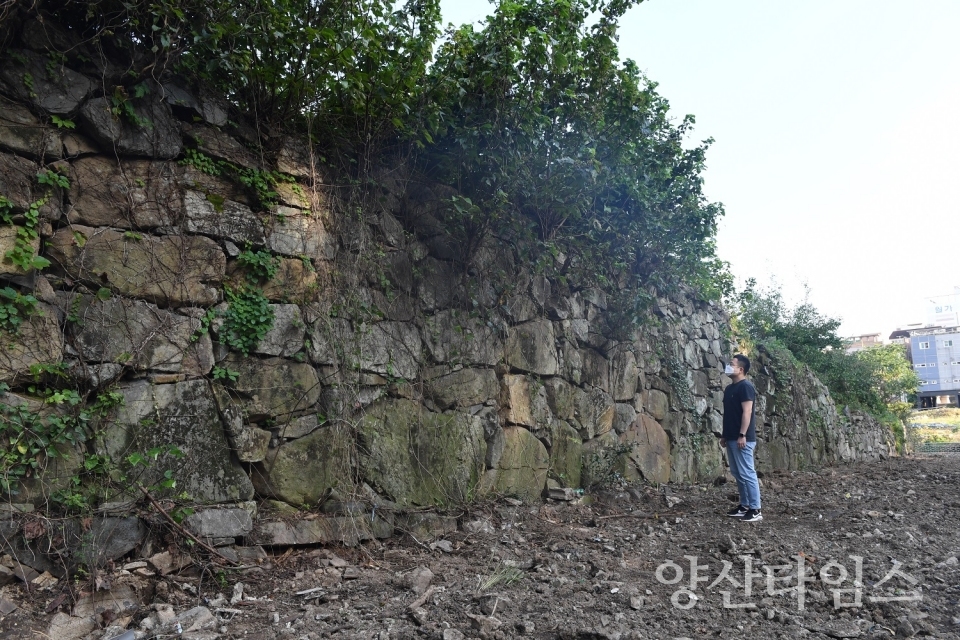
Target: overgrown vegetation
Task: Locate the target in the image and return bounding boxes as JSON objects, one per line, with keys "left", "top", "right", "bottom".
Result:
{"left": 9, "top": 0, "right": 730, "bottom": 319}
{"left": 733, "top": 280, "right": 919, "bottom": 435}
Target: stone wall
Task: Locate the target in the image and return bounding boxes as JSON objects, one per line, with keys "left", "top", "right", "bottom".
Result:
{"left": 0, "top": 25, "right": 893, "bottom": 548}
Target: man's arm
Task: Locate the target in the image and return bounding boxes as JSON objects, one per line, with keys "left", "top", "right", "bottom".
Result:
{"left": 740, "top": 400, "right": 753, "bottom": 437}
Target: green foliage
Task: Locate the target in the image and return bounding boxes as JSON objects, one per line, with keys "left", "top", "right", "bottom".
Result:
{"left": 220, "top": 285, "right": 274, "bottom": 356}
{"left": 180, "top": 148, "right": 222, "bottom": 176}
{"left": 212, "top": 366, "right": 239, "bottom": 383}
{"left": 1, "top": 194, "right": 51, "bottom": 272}
{"left": 36, "top": 168, "right": 70, "bottom": 190}
{"left": 0, "top": 286, "right": 39, "bottom": 333}
{"left": 237, "top": 247, "right": 279, "bottom": 282}
{"left": 735, "top": 280, "right": 919, "bottom": 422}
{"left": 50, "top": 115, "right": 76, "bottom": 129}
{"left": 0, "top": 383, "right": 88, "bottom": 495}
{"left": 109, "top": 83, "right": 152, "bottom": 127}
{"left": 179, "top": 148, "right": 286, "bottom": 207}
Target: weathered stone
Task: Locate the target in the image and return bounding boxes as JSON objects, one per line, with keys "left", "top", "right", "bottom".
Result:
{"left": 619, "top": 415, "right": 671, "bottom": 484}
{"left": 0, "top": 303, "right": 63, "bottom": 385}
{"left": 504, "top": 319, "right": 558, "bottom": 375}
{"left": 500, "top": 374, "right": 553, "bottom": 435}
{"left": 0, "top": 96, "right": 60, "bottom": 159}
{"left": 161, "top": 81, "right": 229, "bottom": 126}
{"left": 184, "top": 508, "right": 253, "bottom": 539}
{"left": 0, "top": 151, "right": 62, "bottom": 219}
{"left": 258, "top": 257, "right": 320, "bottom": 303}
{"left": 354, "top": 320, "right": 422, "bottom": 380}
{"left": 495, "top": 426, "right": 549, "bottom": 501}
{"left": 183, "top": 190, "right": 266, "bottom": 245}
{"left": 396, "top": 513, "right": 457, "bottom": 541}
{"left": 275, "top": 181, "right": 314, "bottom": 209}
{"left": 45, "top": 613, "right": 96, "bottom": 640}
{"left": 48, "top": 226, "right": 225, "bottom": 307}
{"left": 232, "top": 425, "right": 271, "bottom": 463}
{"left": 99, "top": 380, "right": 254, "bottom": 502}
{"left": 65, "top": 295, "right": 213, "bottom": 375}
{"left": 611, "top": 349, "right": 639, "bottom": 401}
{"left": 250, "top": 515, "right": 393, "bottom": 547}
{"left": 0, "top": 49, "right": 94, "bottom": 115}
{"left": 549, "top": 421, "right": 583, "bottom": 489}
{"left": 266, "top": 208, "right": 336, "bottom": 259}
{"left": 580, "top": 430, "right": 620, "bottom": 489}
{"left": 357, "top": 399, "right": 486, "bottom": 507}
{"left": 61, "top": 131, "right": 98, "bottom": 158}
{"left": 613, "top": 403, "right": 638, "bottom": 434}
{"left": 580, "top": 348, "right": 610, "bottom": 392}
{"left": 425, "top": 368, "right": 499, "bottom": 410}
{"left": 485, "top": 425, "right": 505, "bottom": 468}
{"left": 0, "top": 226, "right": 39, "bottom": 277}
{"left": 422, "top": 310, "right": 503, "bottom": 366}
{"left": 275, "top": 136, "right": 316, "bottom": 178}
{"left": 68, "top": 157, "right": 182, "bottom": 228}
{"left": 79, "top": 95, "right": 182, "bottom": 158}
{"left": 415, "top": 257, "right": 458, "bottom": 311}
{"left": 276, "top": 413, "right": 320, "bottom": 439}
{"left": 543, "top": 378, "right": 577, "bottom": 421}
{"left": 644, "top": 388, "right": 670, "bottom": 421}
{"left": 182, "top": 122, "right": 259, "bottom": 169}
{"left": 74, "top": 517, "right": 147, "bottom": 567}
{"left": 252, "top": 425, "right": 353, "bottom": 505}
{"left": 307, "top": 317, "right": 353, "bottom": 365}
{"left": 573, "top": 387, "right": 615, "bottom": 440}
{"left": 219, "top": 354, "right": 322, "bottom": 420}
{"left": 254, "top": 304, "right": 305, "bottom": 357}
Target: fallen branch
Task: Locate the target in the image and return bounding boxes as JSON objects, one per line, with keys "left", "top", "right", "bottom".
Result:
{"left": 407, "top": 585, "right": 435, "bottom": 611}
{"left": 137, "top": 484, "right": 239, "bottom": 566}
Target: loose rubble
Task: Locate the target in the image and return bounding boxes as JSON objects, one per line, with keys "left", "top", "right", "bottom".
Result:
{"left": 0, "top": 456, "right": 956, "bottom": 639}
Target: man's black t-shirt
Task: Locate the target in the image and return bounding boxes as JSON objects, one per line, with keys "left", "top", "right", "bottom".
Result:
{"left": 722, "top": 379, "right": 757, "bottom": 442}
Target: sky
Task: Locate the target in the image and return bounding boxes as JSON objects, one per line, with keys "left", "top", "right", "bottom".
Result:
{"left": 436, "top": 0, "right": 960, "bottom": 338}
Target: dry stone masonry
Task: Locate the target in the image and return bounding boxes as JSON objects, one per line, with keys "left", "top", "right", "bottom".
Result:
{"left": 0, "top": 22, "right": 893, "bottom": 554}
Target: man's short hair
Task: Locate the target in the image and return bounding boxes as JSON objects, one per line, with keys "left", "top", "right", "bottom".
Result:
{"left": 734, "top": 353, "right": 751, "bottom": 374}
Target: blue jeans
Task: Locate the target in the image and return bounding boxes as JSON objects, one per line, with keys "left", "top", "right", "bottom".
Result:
{"left": 727, "top": 441, "right": 761, "bottom": 510}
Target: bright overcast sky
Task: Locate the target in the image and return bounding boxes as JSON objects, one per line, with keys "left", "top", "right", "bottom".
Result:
{"left": 437, "top": 0, "right": 960, "bottom": 338}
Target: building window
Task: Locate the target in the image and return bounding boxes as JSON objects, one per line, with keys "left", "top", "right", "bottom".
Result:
{"left": 916, "top": 364, "right": 925, "bottom": 368}
{"left": 945, "top": 340, "right": 954, "bottom": 347}
{"left": 919, "top": 342, "right": 930, "bottom": 349}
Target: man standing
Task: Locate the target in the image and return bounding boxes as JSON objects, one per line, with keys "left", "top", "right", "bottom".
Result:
{"left": 720, "top": 354, "right": 762, "bottom": 522}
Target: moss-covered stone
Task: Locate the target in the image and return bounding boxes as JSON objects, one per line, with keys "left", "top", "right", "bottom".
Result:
{"left": 495, "top": 426, "right": 549, "bottom": 501}
{"left": 548, "top": 421, "right": 583, "bottom": 488}
{"left": 357, "top": 399, "right": 486, "bottom": 507}
{"left": 219, "top": 354, "right": 321, "bottom": 421}
{"left": 99, "top": 380, "right": 253, "bottom": 503}
{"left": 252, "top": 424, "right": 354, "bottom": 505}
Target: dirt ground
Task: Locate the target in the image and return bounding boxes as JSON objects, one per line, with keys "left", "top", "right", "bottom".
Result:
{"left": 2, "top": 455, "right": 959, "bottom": 640}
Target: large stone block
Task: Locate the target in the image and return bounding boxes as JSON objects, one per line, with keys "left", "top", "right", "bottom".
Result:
{"left": 0, "top": 49, "right": 94, "bottom": 115}
{"left": 415, "top": 258, "right": 458, "bottom": 311}
{"left": 500, "top": 374, "right": 553, "bottom": 436}
{"left": 0, "top": 96, "right": 61, "bottom": 159}
{"left": 543, "top": 378, "right": 577, "bottom": 421}
{"left": 0, "top": 226, "right": 39, "bottom": 277}
{"left": 573, "top": 387, "right": 615, "bottom": 440}
{"left": 266, "top": 208, "right": 336, "bottom": 259}
{"left": 307, "top": 317, "right": 353, "bottom": 366}
{"left": 425, "top": 368, "right": 499, "bottom": 410}
{"left": 258, "top": 257, "right": 319, "bottom": 303}
{"left": 184, "top": 508, "right": 253, "bottom": 539}
{"left": 250, "top": 515, "right": 393, "bottom": 547}
{"left": 183, "top": 190, "right": 265, "bottom": 245}
{"left": 182, "top": 122, "right": 259, "bottom": 169}
{"left": 619, "top": 415, "right": 671, "bottom": 485}
{"left": 0, "top": 151, "right": 62, "bottom": 219}
{"left": 494, "top": 426, "right": 549, "bottom": 501}
{"left": 0, "top": 303, "right": 63, "bottom": 385}
{"left": 68, "top": 157, "right": 183, "bottom": 229}
{"left": 253, "top": 304, "right": 305, "bottom": 358}
{"left": 422, "top": 310, "right": 503, "bottom": 366}
{"left": 610, "top": 349, "right": 639, "bottom": 401}
{"left": 66, "top": 295, "right": 213, "bottom": 375}
{"left": 251, "top": 425, "right": 354, "bottom": 505}
{"left": 549, "top": 421, "right": 583, "bottom": 489}
{"left": 643, "top": 388, "right": 670, "bottom": 421}
{"left": 357, "top": 399, "right": 486, "bottom": 507}
{"left": 580, "top": 431, "right": 620, "bottom": 489}
{"left": 218, "top": 354, "right": 321, "bottom": 420}
{"left": 504, "top": 319, "right": 558, "bottom": 375}
{"left": 354, "top": 321, "right": 422, "bottom": 380}
{"left": 48, "top": 226, "right": 225, "bottom": 307}
{"left": 99, "top": 380, "right": 254, "bottom": 503}
{"left": 79, "top": 96, "right": 182, "bottom": 158}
